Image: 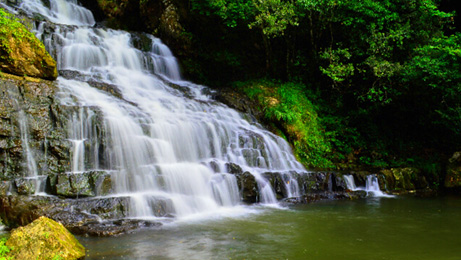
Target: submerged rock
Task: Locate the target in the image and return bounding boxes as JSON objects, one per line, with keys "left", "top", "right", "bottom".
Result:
{"left": 5, "top": 216, "right": 85, "bottom": 260}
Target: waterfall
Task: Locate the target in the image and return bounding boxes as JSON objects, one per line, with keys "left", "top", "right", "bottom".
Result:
{"left": 365, "top": 175, "right": 395, "bottom": 198}
{"left": 11, "top": 0, "right": 306, "bottom": 219}
{"left": 17, "top": 110, "right": 39, "bottom": 178}
{"left": 344, "top": 175, "right": 357, "bottom": 191}
{"left": 344, "top": 174, "right": 394, "bottom": 198}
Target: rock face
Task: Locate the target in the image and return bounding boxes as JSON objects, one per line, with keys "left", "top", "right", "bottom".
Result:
{"left": 0, "top": 73, "right": 70, "bottom": 179}
{"left": 379, "top": 168, "right": 428, "bottom": 192}
{"left": 80, "top": 0, "right": 189, "bottom": 52}
{"left": 5, "top": 216, "right": 85, "bottom": 260}
{"left": 0, "top": 9, "right": 57, "bottom": 79}
{"left": 445, "top": 151, "right": 461, "bottom": 190}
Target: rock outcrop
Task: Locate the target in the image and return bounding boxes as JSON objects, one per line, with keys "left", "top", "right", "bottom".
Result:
{"left": 0, "top": 73, "right": 70, "bottom": 180}
{"left": 5, "top": 216, "right": 85, "bottom": 260}
{"left": 0, "top": 8, "right": 57, "bottom": 79}
{"left": 445, "top": 151, "right": 461, "bottom": 190}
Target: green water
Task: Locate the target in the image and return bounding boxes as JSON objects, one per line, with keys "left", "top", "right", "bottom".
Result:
{"left": 80, "top": 196, "right": 461, "bottom": 260}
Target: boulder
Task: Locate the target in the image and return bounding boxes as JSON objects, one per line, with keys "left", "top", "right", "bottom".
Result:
{"left": 5, "top": 216, "right": 85, "bottom": 260}
{"left": 0, "top": 9, "right": 57, "bottom": 79}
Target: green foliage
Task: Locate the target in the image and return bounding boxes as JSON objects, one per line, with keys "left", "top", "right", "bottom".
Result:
{"left": 319, "top": 48, "right": 354, "bottom": 85}
{"left": 188, "top": 0, "right": 459, "bottom": 174}
{"left": 402, "top": 33, "right": 461, "bottom": 136}
{"left": 237, "top": 79, "right": 334, "bottom": 169}
{"left": 0, "top": 238, "right": 11, "bottom": 260}
{"left": 249, "top": 0, "right": 299, "bottom": 38}
{"left": 191, "top": 0, "right": 255, "bottom": 27}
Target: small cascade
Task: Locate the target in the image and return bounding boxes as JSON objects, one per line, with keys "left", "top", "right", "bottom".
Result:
{"left": 344, "top": 175, "right": 357, "bottom": 191}
{"left": 20, "top": 0, "right": 95, "bottom": 26}
{"left": 8, "top": 0, "right": 309, "bottom": 221}
{"left": 17, "top": 110, "right": 47, "bottom": 195}
{"left": 281, "top": 172, "right": 301, "bottom": 198}
{"left": 343, "top": 174, "right": 394, "bottom": 198}
{"left": 148, "top": 36, "right": 182, "bottom": 81}
{"left": 365, "top": 175, "right": 394, "bottom": 198}
{"left": 18, "top": 110, "right": 39, "bottom": 178}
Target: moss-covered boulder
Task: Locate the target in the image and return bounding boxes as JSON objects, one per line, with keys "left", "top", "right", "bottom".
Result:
{"left": 445, "top": 151, "right": 461, "bottom": 189}
{"left": 5, "top": 216, "right": 85, "bottom": 260}
{"left": 0, "top": 8, "right": 57, "bottom": 80}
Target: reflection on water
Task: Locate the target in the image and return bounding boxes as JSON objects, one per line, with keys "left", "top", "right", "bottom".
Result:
{"left": 80, "top": 196, "right": 461, "bottom": 260}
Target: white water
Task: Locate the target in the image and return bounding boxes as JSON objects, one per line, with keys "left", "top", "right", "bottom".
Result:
{"left": 12, "top": 0, "right": 306, "bottom": 219}
{"left": 343, "top": 175, "right": 357, "bottom": 191}
{"left": 344, "top": 174, "right": 395, "bottom": 198}
{"left": 16, "top": 109, "right": 47, "bottom": 195}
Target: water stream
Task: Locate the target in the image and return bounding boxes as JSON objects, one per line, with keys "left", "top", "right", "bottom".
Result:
{"left": 12, "top": 0, "right": 306, "bottom": 220}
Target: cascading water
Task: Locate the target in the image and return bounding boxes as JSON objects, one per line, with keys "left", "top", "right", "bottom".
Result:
{"left": 344, "top": 174, "right": 395, "bottom": 198}
{"left": 344, "top": 175, "right": 357, "bottom": 191}
{"left": 12, "top": 0, "right": 306, "bottom": 220}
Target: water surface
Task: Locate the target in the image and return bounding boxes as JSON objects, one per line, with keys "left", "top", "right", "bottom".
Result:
{"left": 80, "top": 195, "right": 461, "bottom": 260}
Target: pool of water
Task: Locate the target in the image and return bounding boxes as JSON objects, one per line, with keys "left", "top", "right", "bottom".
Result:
{"left": 80, "top": 195, "right": 461, "bottom": 260}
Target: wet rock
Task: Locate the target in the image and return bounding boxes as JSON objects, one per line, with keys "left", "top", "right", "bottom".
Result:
{"left": 0, "top": 181, "right": 10, "bottom": 195}
{"left": 445, "top": 151, "right": 461, "bottom": 190}
{"left": 334, "top": 174, "right": 348, "bottom": 191}
{"left": 143, "top": 196, "right": 174, "bottom": 217}
{"left": 0, "top": 195, "right": 130, "bottom": 231}
{"left": 207, "top": 160, "right": 220, "bottom": 173}
{"left": 233, "top": 171, "right": 258, "bottom": 203}
{"left": 14, "top": 178, "right": 36, "bottom": 195}
{"left": 5, "top": 216, "right": 85, "bottom": 260}
{"left": 0, "top": 74, "right": 71, "bottom": 179}
{"left": 263, "top": 172, "right": 285, "bottom": 199}
{"left": 70, "top": 219, "right": 162, "bottom": 237}
{"left": 90, "top": 171, "right": 114, "bottom": 196}
{"left": 48, "top": 171, "right": 114, "bottom": 197}
{"left": 55, "top": 173, "right": 95, "bottom": 197}
{"left": 216, "top": 88, "right": 264, "bottom": 122}
{"left": 226, "top": 162, "right": 243, "bottom": 175}
{"left": 0, "top": 195, "right": 61, "bottom": 227}
{"left": 379, "top": 168, "right": 427, "bottom": 192}
{"left": 301, "top": 190, "right": 368, "bottom": 203}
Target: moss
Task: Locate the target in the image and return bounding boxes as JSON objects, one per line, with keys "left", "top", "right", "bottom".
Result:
{"left": 5, "top": 216, "right": 85, "bottom": 260}
{"left": 235, "top": 79, "right": 334, "bottom": 169}
{"left": 0, "top": 8, "right": 57, "bottom": 79}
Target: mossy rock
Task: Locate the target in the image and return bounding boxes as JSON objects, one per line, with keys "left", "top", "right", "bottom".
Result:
{"left": 5, "top": 216, "right": 85, "bottom": 260}
{"left": 445, "top": 152, "right": 461, "bottom": 188}
{"left": 0, "top": 8, "right": 57, "bottom": 80}
{"left": 379, "top": 168, "right": 426, "bottom": 192}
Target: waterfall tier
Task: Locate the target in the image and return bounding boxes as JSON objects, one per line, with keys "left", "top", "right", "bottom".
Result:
{"left": 5, "top": 0, "right": 307, "bottom": 221}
